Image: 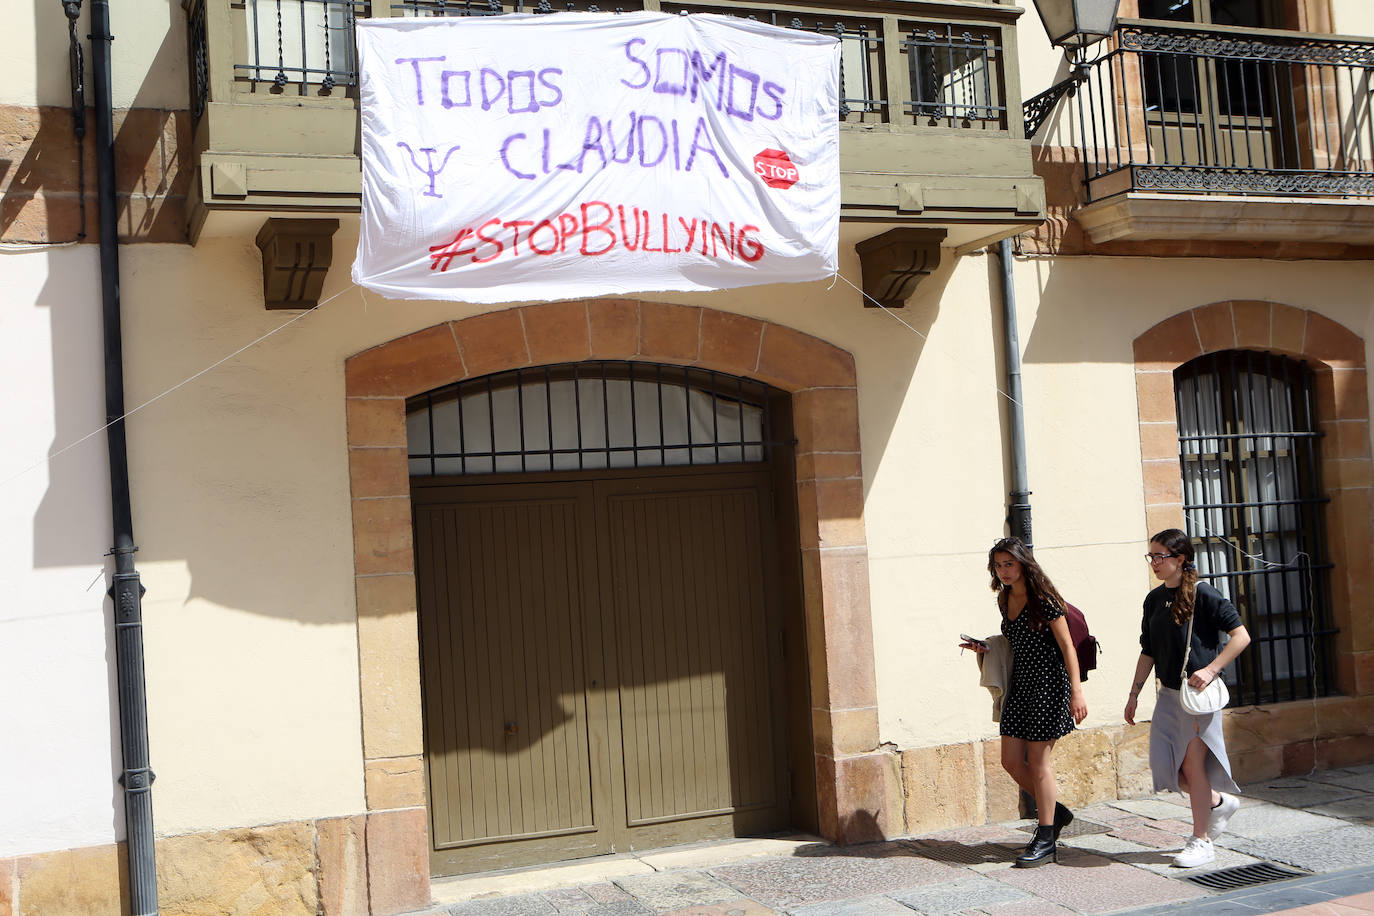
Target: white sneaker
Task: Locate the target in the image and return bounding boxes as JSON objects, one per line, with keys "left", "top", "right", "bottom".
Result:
{"left": 1208, "top": 793, "right": 1240, "bottom": 839}
{"left": 1173, "top": 836, "right": 1215, "bottom": 868}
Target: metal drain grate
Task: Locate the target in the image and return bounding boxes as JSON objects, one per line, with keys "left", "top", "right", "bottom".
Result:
{"left": 1184, "top": 862, "right": 1308, "bottom": 890}
{"left": 910, "top": 843, "right": 1018, "bottom": 865}
{"left": 1015, "top": 819, "right": 1111, "bottom": 839}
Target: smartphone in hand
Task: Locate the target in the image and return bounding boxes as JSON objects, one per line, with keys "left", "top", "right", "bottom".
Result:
{"left": 959, "top": 634, "right": 988, "bottom": 650}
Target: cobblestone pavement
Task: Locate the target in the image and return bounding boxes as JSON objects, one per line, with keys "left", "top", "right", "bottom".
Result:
{"left": 422, "top": 765, "right": 1374, "bottom": 916}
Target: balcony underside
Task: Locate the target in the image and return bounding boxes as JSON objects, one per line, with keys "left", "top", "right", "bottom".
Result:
{"left": 1075, "top": 187, "right": 1374, "bottom": 246}
{"left": 190, "top": 118, "right": 1047, "bottom": 254}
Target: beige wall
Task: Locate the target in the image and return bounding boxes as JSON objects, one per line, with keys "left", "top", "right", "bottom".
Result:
{"left": 872, "top": 252, "right": 1374, "bottom": 749}
{"left": 1331, "top": 0, "right": 1374, "bottom": 34}
{"left": 114, "top": 226, "right": 913, "bottom": 832}
{"left": 118, "top": 228, "right": 1374, "bottom": 832}
{"left": 1, "top": 247, "right": 124, "bottom": 857}
{"left": 2, "top": 0, "right": 187, "bottom": 109}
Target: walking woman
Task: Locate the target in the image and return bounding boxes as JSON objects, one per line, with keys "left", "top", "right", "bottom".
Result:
{"left": 962, "top": 537, "right": 1086, "bottom": 867}
{"left": 1125, "top": 528, "right": 1252, "bottom": 868}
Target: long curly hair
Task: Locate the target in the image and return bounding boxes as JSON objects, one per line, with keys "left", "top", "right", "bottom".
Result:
{"left": 987, "top": 537, "right": 1066, "bottom": 631}
{"left": 1151, "top": 528, "right": 1198, "bottom": 625}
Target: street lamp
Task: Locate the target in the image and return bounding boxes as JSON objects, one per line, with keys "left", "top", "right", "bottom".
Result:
{"left": 1022, "top": 0, "right": 1122, "bottom": 137}
{"left": 1029, "top": 0, "right": 1122, "bottom": 49}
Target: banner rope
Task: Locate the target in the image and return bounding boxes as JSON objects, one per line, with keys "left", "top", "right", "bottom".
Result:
{"left": 4, "top": 262, "right": 1337, "bottom": 748}
{"left": 4, "top": 265, "right": 1330, "bottom": 582}
{"left": 0, "top": 283, "right": 359, "bottom": 490}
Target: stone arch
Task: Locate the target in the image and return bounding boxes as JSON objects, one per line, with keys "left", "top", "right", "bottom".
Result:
{"left": 341, "top": 299, "right": 887, "bottom": 903}
{"left": 1132, "top": 300, "right": 1372, "bottom": 719}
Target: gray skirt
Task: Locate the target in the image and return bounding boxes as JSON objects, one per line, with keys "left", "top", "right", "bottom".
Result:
{"left": 1149, "top": 687, "right": 1240, "bottom": 795}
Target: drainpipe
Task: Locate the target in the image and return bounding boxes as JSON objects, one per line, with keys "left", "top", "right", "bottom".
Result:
{"left": 87, "top": 0, "right": 160, "bottom": 909}
{"left": 995, "top": 239, "right": 1032, "bottom": 548}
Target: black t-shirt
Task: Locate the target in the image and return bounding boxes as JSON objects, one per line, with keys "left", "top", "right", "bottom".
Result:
{"left": 1140, "top": 581, "right": 1244, "bottom": 690}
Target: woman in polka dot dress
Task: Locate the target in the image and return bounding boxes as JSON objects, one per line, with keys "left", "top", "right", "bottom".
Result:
{"left": 962, "top": 537, "right": 1086, "bottom": 867}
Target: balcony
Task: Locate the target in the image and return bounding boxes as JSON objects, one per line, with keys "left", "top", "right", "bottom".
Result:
{"left": 184, "top": 0, "right": 1046, "bottom": 255}
{"left": 1047, "top": 21, "right": 1374, "bottom": 245}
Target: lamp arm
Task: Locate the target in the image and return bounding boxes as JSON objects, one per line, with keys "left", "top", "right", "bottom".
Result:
{"left": 1023, "top": 67, "right": 1088, "bottom": 140}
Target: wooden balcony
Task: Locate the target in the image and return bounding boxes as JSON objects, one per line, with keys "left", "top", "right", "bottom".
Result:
{"left": 184, "top": 0, "right": 1045, "bottom": 254}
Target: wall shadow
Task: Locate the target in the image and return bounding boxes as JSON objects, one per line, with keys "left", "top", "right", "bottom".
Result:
{"left": 846, "top": 253, "right": 955, "bottom": 503}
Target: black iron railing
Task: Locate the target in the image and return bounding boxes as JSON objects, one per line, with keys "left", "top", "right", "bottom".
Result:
{"left": 393, "top": 0, "right": 610, "bottom": 16}
{"left": 189, "top": 0, "right": 210, "bottom": 118}
{"left": 194, "top": 0, "right": 1011, "bottom": 132}
{"left": 903, "top": 23, "right": 1005, "bottom": 129}
{"left": 236, "top": 0, "right": 367, "bottom": 94}
{"left": 660, "top": 3, "right": 886, "bottom": 122}
{"left": 1049, "top": 22, "right": 1374, "bottom": 201}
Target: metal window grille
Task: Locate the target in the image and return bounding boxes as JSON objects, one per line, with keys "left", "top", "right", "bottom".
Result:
{"left": 1138, "top": 0, "right": 1287, "bottom": 118}
{"left": 190, "top": 0, "right": 210, "bottom": 119}
{"left": 237, "top": 0, "right": 365, "bottom": 93}
{"left": 1174, "top": 350, "right": 1336, "bottom": 706}
{"left": 407, "top": 361, "right": 782, "bottom": 476}
{"left": 392, "top": 0, "right": 619, "bottom": 18}
{"left": 658, "top": 4, "right": 886, "bottom": 123}
{"left": 903, "top": 23, "right": 1005, "bottom": 129}
{"left": 229, "top": 0, "right": 889, "bottom": 120}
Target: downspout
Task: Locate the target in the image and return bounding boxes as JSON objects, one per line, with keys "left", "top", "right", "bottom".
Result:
{"left": 86, "top": 0, "right": 161, "bottom": 909}
{"left": 995, "top": 238, "right": 1032, "bottom": 548}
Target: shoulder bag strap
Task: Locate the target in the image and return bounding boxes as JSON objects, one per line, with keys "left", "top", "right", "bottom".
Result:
{"left": 1180, "top": 611, "right": 1195, "bottom": 682}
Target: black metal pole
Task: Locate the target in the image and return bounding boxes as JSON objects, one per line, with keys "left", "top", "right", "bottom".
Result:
{"left": 89, "top": 0, "right": 159, "bottom": 909}
{"left": 996, "top": 239, "right": 1032, "bottom": 548}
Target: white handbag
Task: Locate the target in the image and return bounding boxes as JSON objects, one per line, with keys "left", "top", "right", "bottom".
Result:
{"left": 1179, "top": 610, "right": 1229, "bottom": 715}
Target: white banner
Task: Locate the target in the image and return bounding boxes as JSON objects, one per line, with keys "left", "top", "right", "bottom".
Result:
{"left": 353, "top": 12, "right": 839, "bottom": 303}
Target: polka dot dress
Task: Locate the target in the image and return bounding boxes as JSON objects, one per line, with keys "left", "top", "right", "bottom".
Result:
{"left": 999, "top": 601, "right": 1074, "bottom": 742}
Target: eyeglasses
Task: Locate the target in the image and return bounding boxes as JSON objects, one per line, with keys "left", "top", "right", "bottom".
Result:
{"left": 1145, "top": 552, "right": 1179, "bottom": 562}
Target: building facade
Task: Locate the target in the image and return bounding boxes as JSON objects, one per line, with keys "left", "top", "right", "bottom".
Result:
{"left": 1, "top": 0, "right": 1371, "bottom": 913}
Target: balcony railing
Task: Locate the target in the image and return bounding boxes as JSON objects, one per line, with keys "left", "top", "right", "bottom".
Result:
{"left": 184, "top": 0, "right": 1045, "bottom": 246}
{"left": 187, "top": 0, "right": 1018, "bottom": 134}
{"left": 904, "top": 22, "right": 1006, "bottom": 131}
{"left": 1058, "top": 22, "right": 1374, "bottom": 202}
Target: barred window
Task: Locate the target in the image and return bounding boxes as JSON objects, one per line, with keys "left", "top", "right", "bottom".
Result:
{"left": 1174, "top": 350, "right": 1336, "bottom": 705}
{"left": 407, "top": 362, "right": 777, "bottom": 476}
{"left": 1137, "top": 0, "right": 1286, "bottom": 118}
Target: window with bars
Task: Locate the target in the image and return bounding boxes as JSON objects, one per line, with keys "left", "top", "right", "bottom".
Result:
{"left": 233, "top": 0, "right": 888, "bottom": 123}
{"left": 903, "top": 23, "right": 1004, "bottom": 129}
{"left": 1136, "top": 0, "right": 1287, "bottom": 121}
{"left": 407, "top": 362, "right": 781, "bottom": 475}
{"left": 238, "top": 0, "right": 364, "bottom": 93}
{"left": 1173, "top": 350, "right": 1336, "bottom": 705}
{"left": 658, "top": 4, "right": 886, "bottom": 123}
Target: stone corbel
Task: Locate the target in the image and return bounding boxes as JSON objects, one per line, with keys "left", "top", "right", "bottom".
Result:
{"left": 254, "top": 218, "right": 341, "bottom": 310}
{"left": 854, "top": 228, "right": 947, "bottom": 309}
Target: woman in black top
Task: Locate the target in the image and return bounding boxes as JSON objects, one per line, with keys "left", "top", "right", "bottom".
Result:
{"left": 963, "top": 537, "right": 1086, "bottom": 867}
{"left": 1124, "top": 529, "right": 1251, "bottom": 868}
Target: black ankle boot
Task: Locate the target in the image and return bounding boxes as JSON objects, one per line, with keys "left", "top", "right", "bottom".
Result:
{"left": 1053, "top": 802, "right": 1074, "bottom": 841}
{"left": 1014, "top": 825, "right": 1058, "bottom": 868}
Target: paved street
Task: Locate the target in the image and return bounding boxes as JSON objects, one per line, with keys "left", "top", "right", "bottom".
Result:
{"left": 419, "top": 764, "right": 1374, "bottom": 916}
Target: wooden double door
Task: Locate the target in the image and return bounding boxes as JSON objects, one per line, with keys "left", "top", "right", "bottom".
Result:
{"left": 412, "top": 467, "right": 794, "bottom": 876}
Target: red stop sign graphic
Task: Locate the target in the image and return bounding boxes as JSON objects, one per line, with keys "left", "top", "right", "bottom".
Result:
{"left": 753, "top": 149, "right": 799, "bottom": 190}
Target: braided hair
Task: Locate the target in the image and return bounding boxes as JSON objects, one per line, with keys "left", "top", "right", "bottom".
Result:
{"left": 1151, "top": 528, "right": 1198, "bottom": 626}
{"left": 987, "top": 536, "right": 1067, "bottom": 631}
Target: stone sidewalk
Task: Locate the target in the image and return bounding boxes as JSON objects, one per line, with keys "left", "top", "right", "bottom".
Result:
{"left": 415, "top": 764, "right": 1374, "bottom": 916}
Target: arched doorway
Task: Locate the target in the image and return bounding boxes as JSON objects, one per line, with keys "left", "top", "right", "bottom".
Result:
{"left": 408, "top": 362, "right": 805, "bottom": 874}
{"left": 344, "top": 301, "right": 887, "bottom": 903}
